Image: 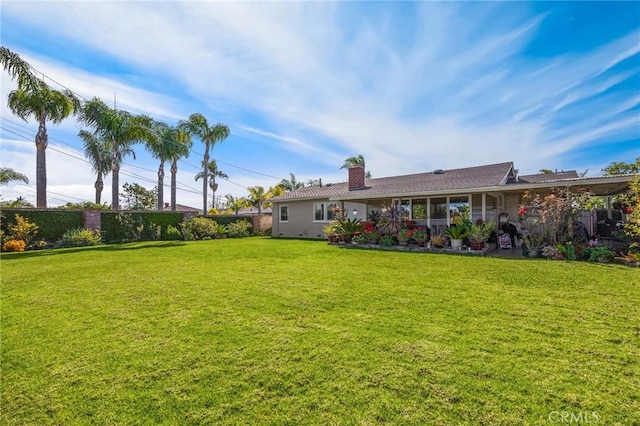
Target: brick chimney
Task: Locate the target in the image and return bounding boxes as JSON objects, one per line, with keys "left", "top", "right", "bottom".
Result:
{"left": 348, "top": 164, "right": 365, "bottom": 190}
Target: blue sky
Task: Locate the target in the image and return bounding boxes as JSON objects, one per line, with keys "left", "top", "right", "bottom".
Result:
{"left": 1, "top": 1, "right": 638, "bottom": 208}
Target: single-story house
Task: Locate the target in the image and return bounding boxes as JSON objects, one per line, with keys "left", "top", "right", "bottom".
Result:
{"left": 269, "top": 161, "right": 635, "bottom": 239}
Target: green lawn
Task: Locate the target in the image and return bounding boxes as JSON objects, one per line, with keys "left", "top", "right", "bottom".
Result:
{"left": 1, "top": 238, "right": 638, "bottom": 425}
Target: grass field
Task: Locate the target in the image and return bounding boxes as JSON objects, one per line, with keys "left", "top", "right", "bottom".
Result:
{"left": 1, "top": 238, "right": 638, "bottom": 425}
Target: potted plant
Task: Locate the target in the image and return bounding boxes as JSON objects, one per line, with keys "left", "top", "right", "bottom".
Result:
{"left": 468, "top": 220, "right": 495, "bottom": 251}
{"left": 365, "top": 230, "right": 379, "bottom": 244}
{"left": 334, "top": 218, "right": 363, "bottom": 243}
{"left": 361, "top": 209, "right": 380, "bottom": 231}
{"left": 412, "top": 229, "right": 428, "bottom": 247}
{"left": 397, "top": 228, "right": 412, "bottom": 246}
{"left": 323, "top": 224, "right": 338, "bottom": 244}
{"left": 352, "top": 233, "right": 367, "bottom": 244}
{"left": 445, "top": 225, "right": 467, "bottom": 250}
{"left": 431, "top": 234, "right": 445, "bottom": 248}
{"left": 379, "top": 234, "right": 394, "bottom": 246}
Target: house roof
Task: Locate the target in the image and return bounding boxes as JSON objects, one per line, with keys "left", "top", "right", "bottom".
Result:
{"left": 517, "top": 171, "right": 579, "bottom": 183}
{"left": 162, "top": 203, "right": 201, "bottom": 212}
{"left": 271, "top": 162, "right": 515, "bottom": 202}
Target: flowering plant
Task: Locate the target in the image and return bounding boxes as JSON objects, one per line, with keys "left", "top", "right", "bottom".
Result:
{"left": 412, "top": 228, "right": 428, "bottom": 242}
{"left": 397, "top": 228, "right": 413, "bottom": 241}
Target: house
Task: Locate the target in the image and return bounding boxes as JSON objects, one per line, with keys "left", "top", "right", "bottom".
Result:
{"left": 269, "top": 161, "right": 634, "bottom": 239}
{"left": 162, "top": 203, "right": 201, "bottom": 213}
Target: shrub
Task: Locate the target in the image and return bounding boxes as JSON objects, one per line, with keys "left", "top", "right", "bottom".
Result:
{"left": 165, "top": 225, "right": 183, "bottom": 241}
{"left": 57, "top": 228, "right": 102, "bottom": 248}
{"left": 588, "top": 245, "right": 615, "bottom": 263}
{"left": 226, "top": 220, "right": 251, "bottom": 238}
{"left": 214, "top": 223, "right": 228, "bottom": 238}
{"left": 181, "top": 217, "right": 219, "bottom": 240}
{"left": 10, "top": 214, "right": 38, "bottom": 244}
{"left": 2, "top": 239, "right": 26, "bottom": 252}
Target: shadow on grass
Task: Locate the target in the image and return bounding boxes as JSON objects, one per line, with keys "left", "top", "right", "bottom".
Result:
{"left": 0, "top": 241, "right": 188, "bottom": 260}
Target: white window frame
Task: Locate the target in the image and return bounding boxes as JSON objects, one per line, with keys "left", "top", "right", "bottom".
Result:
{"left": 313, "top": 202, "right": 338, "bottom": 223}
{"left": 279, "top": 205, "right": 289, "bottom": 223}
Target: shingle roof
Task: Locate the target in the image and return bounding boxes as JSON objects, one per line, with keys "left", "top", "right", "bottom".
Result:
{"left": 517, "top": 171, "right": 579, "bottom": 183}
{"left": 270, "top": 162, "right": 514, "bottom": 202}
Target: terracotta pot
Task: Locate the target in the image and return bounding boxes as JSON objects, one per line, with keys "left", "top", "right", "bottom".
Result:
{"left": 470, "top": 240, "right": 485, "bottom": 251}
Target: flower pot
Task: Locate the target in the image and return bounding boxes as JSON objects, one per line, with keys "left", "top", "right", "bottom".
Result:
{"left": 470, "top": 240, "right": 484, "bottom": 251}
{"left": 450, "top": 239, "right": 463, "bottom": 250}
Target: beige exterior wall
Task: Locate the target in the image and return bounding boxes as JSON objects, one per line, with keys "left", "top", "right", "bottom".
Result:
{"left": 272, "top": 200, "right": 369, "bottom": 239}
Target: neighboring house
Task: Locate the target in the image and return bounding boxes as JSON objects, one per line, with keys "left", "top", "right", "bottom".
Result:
{"left": 236, "top": 207, "right": 273, "bottom": 216}
{"left": 269, "top": 162, "right": 634, "bottom": 239}
{"left": 162, "top": 203, "right": 201, "bottom": 213}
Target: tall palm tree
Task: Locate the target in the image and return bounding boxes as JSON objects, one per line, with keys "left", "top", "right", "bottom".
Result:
{"left": 178, "top": 113, "right": 230, "bottom": 214}
{"left": 146, "top": 121, "right": 176, "bottom": 210}
{"left": 225, "top": 194, "right": 250, "bottom": 215}
{"left": 168, "top": 127, "right": 192, "bottom": 211}
{"left": 0, "top": 167, "right": 29, "bottom": 185}
{"left": 195, "top": 160, "right": 228, "bottom": 210}
{"left": 247, "top": 185, "right": 268, "bottom": 215}
{"left": 78, "top": 129, "right": 112, "bottom": 204}
{"left": 6, "top": 77, "right": 79, "bottom": 208}
{"left": 77, "top": 97, "right": 152, "bottom": 210}
{"left": 278, "top": 173, "right": 304, "bottom": 191}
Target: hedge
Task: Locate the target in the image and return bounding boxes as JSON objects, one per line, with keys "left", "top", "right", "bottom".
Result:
{"left": 0, "top": 209, "right": 84, "bottom": 242}
{"left": 201, "top": 215, "right": 254, "bottom": 230}
{"left": 101, "top": 211, "right": 186, "bottom": 243}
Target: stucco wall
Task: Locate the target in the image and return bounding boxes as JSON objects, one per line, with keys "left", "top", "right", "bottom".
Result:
{"left": 272, "top": 200, "right": 369, "bottom": 239}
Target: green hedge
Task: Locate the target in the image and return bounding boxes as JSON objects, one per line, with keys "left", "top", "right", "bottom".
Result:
{"left": 201, "top": 215, "right": 253, "bottom": 230}
{"left": 0, "top": 209, "right": 85, "bottom": 242}
{"left": 101, "top": 211, "right": 185, "bottom": 243}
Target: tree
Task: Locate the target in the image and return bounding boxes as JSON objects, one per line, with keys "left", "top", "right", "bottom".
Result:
{"left": 602, "top": 158, "right": 640, "bottom": 175}
{"left": 1, "top": 46, "right": 41, "bottom": 91}
{"left": 279, "top": 173, "right": 304, "bottom": 191}
{"left": 79, "top": 130, "right": 112, "bottom": 204}
{"left": 0, "top": 167, "right": 28, "bottom": 185}
{"left": 178, "top": 113, "right": 230, "bottom": 214}
{"left": 145, "top": 121, "right": 175, "bottom": 210}
{"left": 264, "top": 185, "right": 284, "bottom": 209}
{"left": 340, "top": 154, "right": 372, "bottom": 178}
{"left": 78, "top": 98, "right": 152, "bottom": 210}
{"left": 120, "top": 182, "right": 157, "bottom": 210}
{"left": 0, "top": 196, "right": 33, "bottom": 208}
{"left": 340, "top": 155, "right": 365, "bottom": 170}
{"left": 168, "top": 127, "right": 192, "bottom": 211}
{"left": 225, "top": 194, "right": 250, "bottom": 215}
{"left": 539, "top": 169, "right": 554, "bottom": 174}
{"left": 3, "top": 48, "right": 79, "bottom": 208}
{"left": 247, "top": 185, "right": 268, "bottom": 215}
{"left": 195, "top": 160, "right": 228, "bottom": 210}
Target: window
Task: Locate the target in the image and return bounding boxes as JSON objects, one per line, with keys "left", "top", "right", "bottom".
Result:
{"left": 412, "top": 199, "right": 428, "bottom": 219}
{"left": 279, "top": 205, "right": 289, "bottom": 223}
{"left": 449, "top": 196, "right": 470, "bottom": 224}
{"left": 431, "top": 197, "right": 447, "bottom": 219}
{"left": 313, "top": 202, "right": 338, "bottom": 222}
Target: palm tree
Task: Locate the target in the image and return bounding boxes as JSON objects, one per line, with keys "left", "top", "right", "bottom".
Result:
{"left": 78, "top": 130, "right": 112, "bottom": 204}
{"left": 178, "top": 113, "right": 230, "bottom": 214}
{"left": 4, "top": 55, "right": 79, "bottom": 208}
{"left": 1, "top": 46, "right": 41, "bottom": 91}
{"left": 340, "top": 155, "right": 365, "bottom": 169}
{"left": 0, "top": 167, "right": 29, "bottom": 186}
{"left": 225, "top": 194, "right": 250, "bottom": 215}
{"left": 279, "top": 173, "right": 304, "bottom": 191}
{"left": 168, "top": 127, "right": 192, "bottom": 211}
{"left": 195, "top": 160, "right": 228, "bottom": 210}
{"left": 146, "top": 121, "right": 176, "bottom": 210}
{"left": 340, "top": 154, "right": 372, "bottom": 178}
{"left": 77, "top": 97, "right": 152, "bottom": 210}
{"left": 247, "top": 185, "right": 268, "bottom": 215}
